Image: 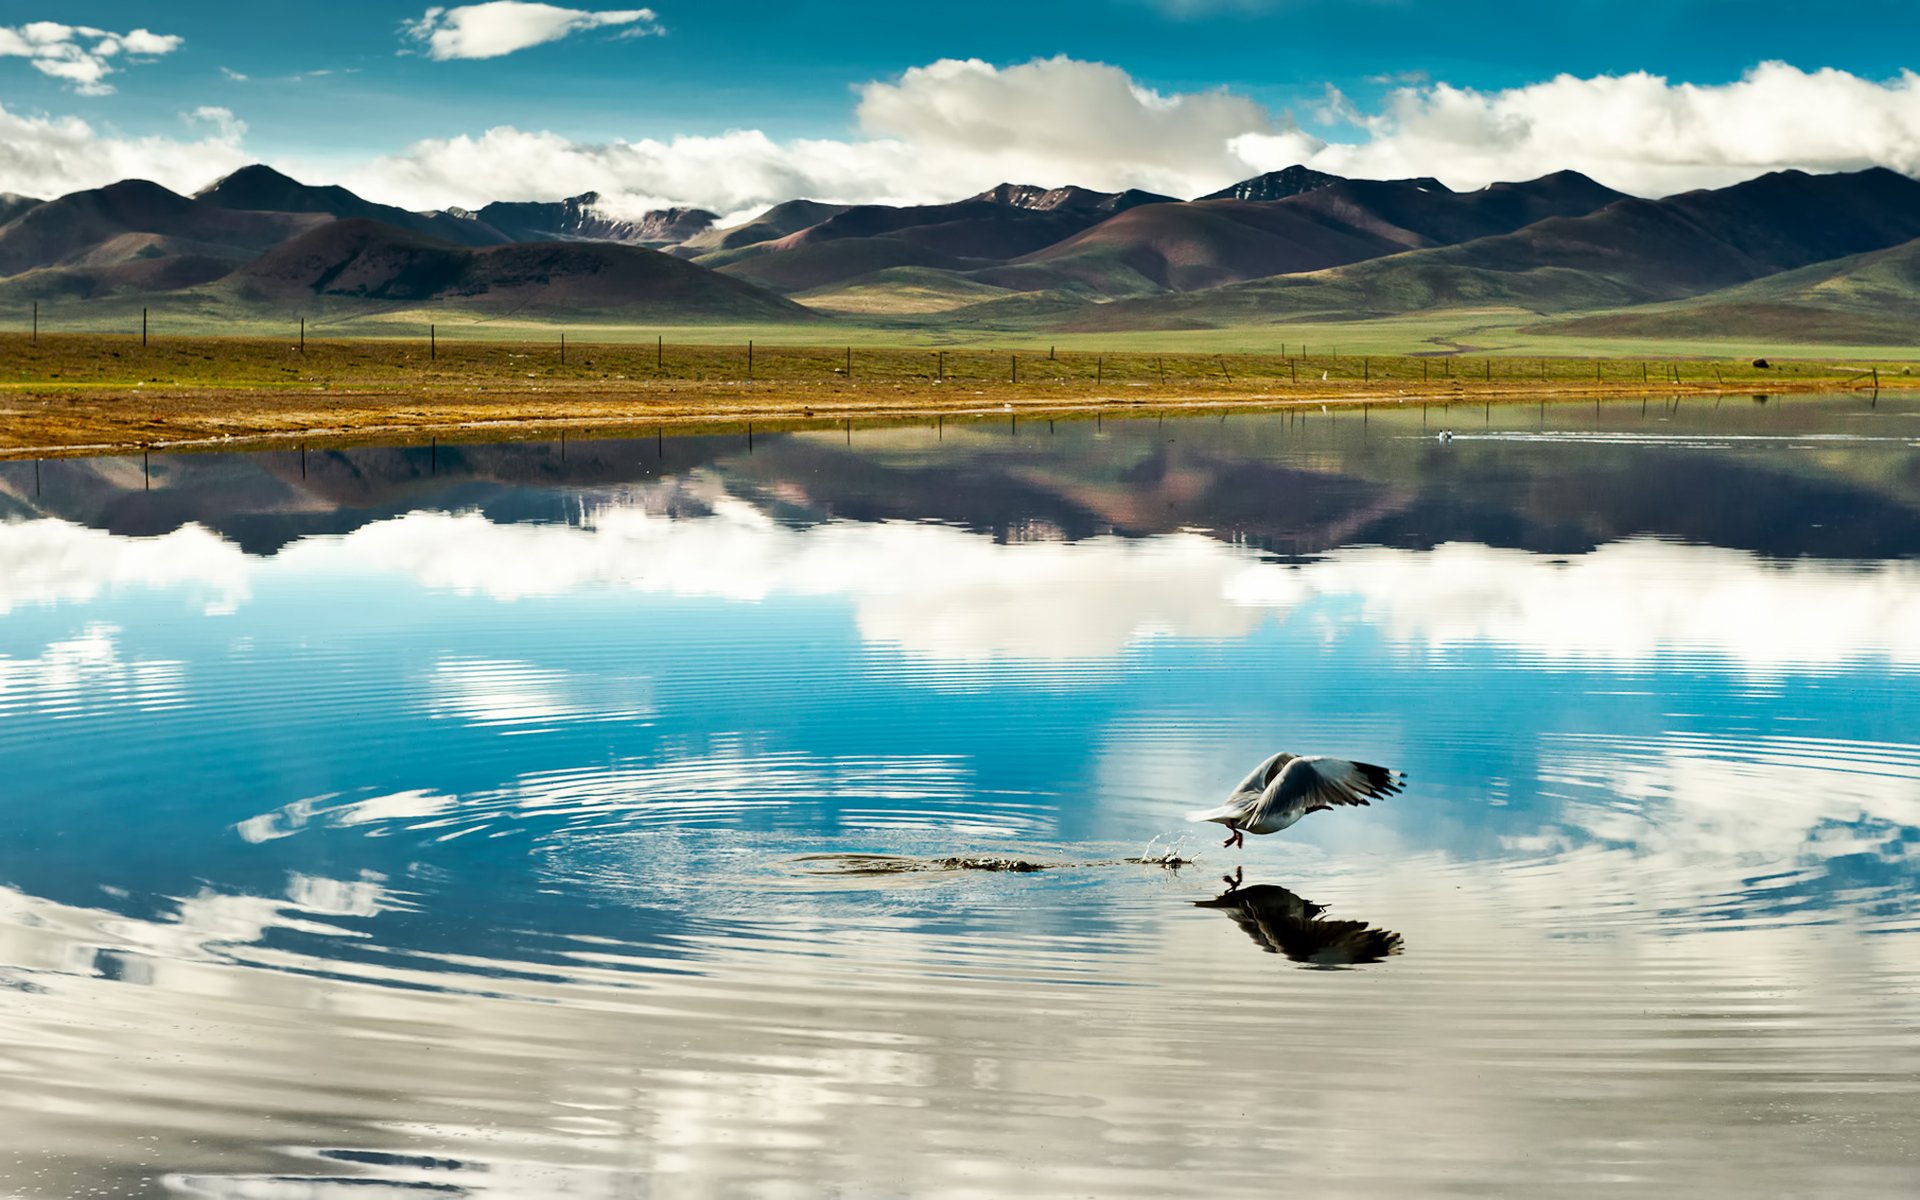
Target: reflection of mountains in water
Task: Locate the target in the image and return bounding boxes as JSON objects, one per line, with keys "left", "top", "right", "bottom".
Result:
{"left": 1195, "top": 882, "right": 1403, "bottom": 967}
{"left": 3, "top": 398, "right": 1918, "bottom": 560}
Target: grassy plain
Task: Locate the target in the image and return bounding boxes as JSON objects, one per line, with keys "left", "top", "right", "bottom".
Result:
{"left": 0, "top": 331, "right": 1899, "bottom": 457}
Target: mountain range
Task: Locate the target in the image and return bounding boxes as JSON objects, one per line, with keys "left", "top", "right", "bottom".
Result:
{"left": 1, "top": 161, "right": 1918, "bottom": 342}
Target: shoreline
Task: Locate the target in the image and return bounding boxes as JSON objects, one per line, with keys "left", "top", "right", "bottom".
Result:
{"left": 0, "top": 376, "right": 1883, "bottom": 459}
{"left": 0, "top": 332, "right": 1892, "bottom": 458}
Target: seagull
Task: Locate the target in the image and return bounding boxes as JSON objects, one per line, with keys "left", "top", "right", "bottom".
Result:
{"left": 1189, "top": 753, "right": 1405, "bottom": 848}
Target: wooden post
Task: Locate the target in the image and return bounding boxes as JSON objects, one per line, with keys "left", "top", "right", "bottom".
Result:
{"left": 1096, "top": 356, "right": 1103, "bottom": 385}
{"left": 1157, "top": 357, "right": 1166, "bottom": 384}
{"left": 1217, "top": 355, "right": 1232, "bottom": 383}
{"left": 846, "top": 346, "right": 852, "bottom": 377}
{"left": 1485, "top": 358, "right": 1491, "bottom": 381}
{"left": 1010, "top": 354, "right": 1017, "bottom": 383}
{"left": 560, "top": 332, "right": 566, "bottom": 365}
{"left": 1423, "top": 359, "right": 1429, "bottom": 381}
{"left": 1049, "top": 345, "right": 1055, "bottom": 360}
{"left": 937, "top": 350, "right": 944, "bottom": 382}
{"left": 31, "top": 301, "right": 37, "bottom": 344}
{"left": 1363, "top": 356, "right": 1369, "bottom": 382}
{"left": 430, "top": 324, "right": 436, "bottom": 361}
{"left": 1642, "top": 362, "right": 1648, "bottom": 382}
{"left": 141, "top": 307, "right": 148, "bottom": 347}
{"left": 657, "top": 335, "right": 663, "bottom": 371}
{"left": 299, "top": 316, "right": 305, "bottom": 354}
{"left": 748, "top": 340, "right": 754, "bottom": 383}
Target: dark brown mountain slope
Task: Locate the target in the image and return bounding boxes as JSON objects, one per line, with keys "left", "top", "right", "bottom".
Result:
{"left": 222, "top": 218, "right": 818, "bottom": 319}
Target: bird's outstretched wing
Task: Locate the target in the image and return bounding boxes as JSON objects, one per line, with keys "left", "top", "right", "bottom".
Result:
{"left": 1228, "top": 751, "right": 1297, "bottom": 799}
{"left": 1253, "top": 756, "right": 1404, "bottom": 824}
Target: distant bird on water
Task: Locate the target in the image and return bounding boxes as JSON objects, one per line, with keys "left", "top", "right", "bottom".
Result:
{"left": 1189, "top": 752, "right": 1405, "bottom": 848}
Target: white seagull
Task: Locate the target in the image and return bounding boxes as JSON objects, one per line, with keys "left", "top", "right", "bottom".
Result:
{"left": 1189, "top": 752, "right": 1405, "bottom": 848}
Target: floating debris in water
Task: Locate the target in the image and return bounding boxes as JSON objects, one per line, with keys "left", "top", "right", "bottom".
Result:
{"left": 789, "top": 850, "right": 1192, "bottom": 876}
{"left": 789, "top": 853, "right": 1059, "bottom": 876}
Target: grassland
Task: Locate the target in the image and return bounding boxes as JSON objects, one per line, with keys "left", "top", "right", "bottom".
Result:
{"left": 0, "top": 331, "right": 1900, "bottom": 458}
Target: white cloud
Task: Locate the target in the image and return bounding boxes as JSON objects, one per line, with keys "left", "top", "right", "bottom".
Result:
{"left": 0, "top": 21, "right": 181, "bottom": 95}
{"left": 10, "top": 496, "right": 1920, "bottom": 673}
{"left": 0, "top": 623, "right": 186, "bottom": 719}
{"left": 9, "top": 55, "right": 1920, "bottom": 210}
{"left": 402, "top": 3, "right": 663, "bottom": 61}
{"left": 185, "top": 104, "right": 247, "bottom": 141}
{"left": 0, "top": 100, "right": 249, "bottom": 197}
{"left": 333, "top": 58, "right": 1920, "bottom": 213}
{"left": 1234, "top": 62, "right": 1920, "bottom": 196}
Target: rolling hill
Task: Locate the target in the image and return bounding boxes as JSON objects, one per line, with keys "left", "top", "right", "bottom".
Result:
{"left": 675, "top": 199, "right": 852, "bottom": 255}
{"left": 473, "top": 193, "right": 717, "bottom": 247}
{"left": 1058, "top": 166, "right": 1920, "bottom": 329}
{"left": 197, "top": 165, "right": 510, "bottom": 247}
{"left": 7, "top": 160, "right": 1920, "bottom": 341}
{"left": 0, "top": 193, "right": 41, "bottom": 225}
{"left": 219, "top": 218, "right": 816, "bottom": 320}
{"left": 710, "top": 183, "right": 1176, "bottom": 293}
{"left": 1533, "top": 235, "right": 1920, "bottom": 344}
{"left": 980, "top": 169, "right": 1626, "bottom": 298}
{"left": 0, "top": 179, "right": 324, "bottom": 276}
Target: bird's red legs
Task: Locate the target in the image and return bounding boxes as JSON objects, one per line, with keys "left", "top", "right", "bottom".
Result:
{"left": 1222, "top": 824, "right": 1244, "bottom": 849}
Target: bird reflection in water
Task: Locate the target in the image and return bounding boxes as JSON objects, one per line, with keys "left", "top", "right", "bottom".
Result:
{"left": 1195, "top": 869, "right": 1402, "bottom": 967}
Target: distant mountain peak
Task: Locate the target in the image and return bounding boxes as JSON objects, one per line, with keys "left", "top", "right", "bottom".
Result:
{"left": 473, "top": 192, "right": 718, "bottom": 246}
{"left": 970, "top": 182, "right": 1175, "bottom": 215}
{"left": 196, "top": 163, "right": 302, "bottom": 197}
{"left": 1201, "top": 165, "right": 1455, "bottom": 203}
{"left": 1199, "top": 165, "right": 1347, "bottom": 202}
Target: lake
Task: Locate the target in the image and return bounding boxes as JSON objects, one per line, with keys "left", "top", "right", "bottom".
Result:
{"left": 3, "top": 392, "right": 1919, "bottom": 1198}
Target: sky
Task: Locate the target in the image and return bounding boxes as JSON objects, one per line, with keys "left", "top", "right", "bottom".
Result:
{"left": 2, "top": 1, "right": 1920, "bottom": 219}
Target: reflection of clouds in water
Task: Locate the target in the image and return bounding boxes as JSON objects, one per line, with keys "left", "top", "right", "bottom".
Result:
{"left": 0, "top": 519, "right": 250, "bottom": 616}
{"left": 278, "top": 507, "right": 1268, "bottom": 661}
{"left": 424, "top": 657, "right": 655, "bottom": 730}
{"left": 1538, "top": 732, "right": 1920, "bottom": 868}
{"left": 0, "top": 872, "right": 392, "bottom": 983}
{"left": 0, "top": 622, "right": 187, "bottom": 719}
{"left": 8, "top": 505, "right": 1920, "bottom": 668}
{"left": 235, "top": 741, "right": 1006, "bottom": 844}
{"left": 1243, "top": 540, "right": 1920, "bottom": 672}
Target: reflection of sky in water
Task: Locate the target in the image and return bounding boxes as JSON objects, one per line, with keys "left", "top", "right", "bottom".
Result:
{"left": 2, "top": 402, "right": 1919, "bottom": 1197}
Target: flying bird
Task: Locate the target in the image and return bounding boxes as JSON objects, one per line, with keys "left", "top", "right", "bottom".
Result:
{"left": 1189, "top": 752, "right": 1405, "bottom": 848}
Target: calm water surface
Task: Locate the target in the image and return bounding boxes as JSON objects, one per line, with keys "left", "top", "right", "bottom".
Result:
{"left": 3, "top": 394, "right": 1920, "bottom": 1197}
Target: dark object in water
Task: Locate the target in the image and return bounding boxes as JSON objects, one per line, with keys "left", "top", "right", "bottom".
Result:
{"left": 791, "top": 853, "right": 1057, "bottom": 876}
{"left": 791, "top": 851, "right": 1193, "bottom": 877}
{"left": 1195, "top": 880, "right": 1403, "bottom": 967}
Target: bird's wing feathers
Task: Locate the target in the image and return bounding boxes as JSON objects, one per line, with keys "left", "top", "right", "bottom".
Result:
{"left": 1255, "top": 756, "right": 1404, "bottom": 823}
{"left": 1228, "top": 751, "right": 1296, "bottom": 799}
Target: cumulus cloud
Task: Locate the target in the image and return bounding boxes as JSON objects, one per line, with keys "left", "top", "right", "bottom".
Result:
{"left": 402, "top": 2, "right": 663, "bottom": 61}
{"left": 8, "top": 54, "right": 1920, "bottom": 226}
{"left": 1234, "top": 62, "right": 1920, "bottom": 196}
{"left": 0, "top": 21, "right": 182, "bottom": 95}
{"left": 332, "top": 58, "right": 1920, "bottom": 214}
{"left": 0, "top": 100, "right": 250, "bottom": 200}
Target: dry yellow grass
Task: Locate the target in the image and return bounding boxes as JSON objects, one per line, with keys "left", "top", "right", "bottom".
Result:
{"left": 0, "top": 332, "right": 1888, "bottom": 457}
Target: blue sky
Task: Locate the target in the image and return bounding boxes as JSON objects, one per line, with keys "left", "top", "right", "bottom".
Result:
{"left": 2, "top": 1, "right": 1919, "bottom": 210}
